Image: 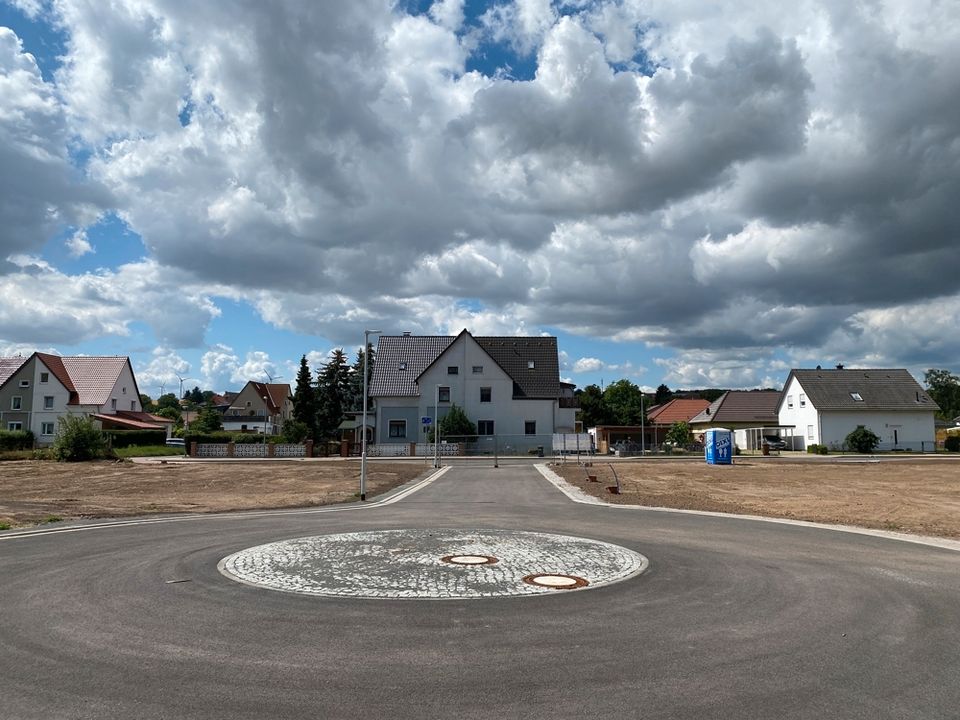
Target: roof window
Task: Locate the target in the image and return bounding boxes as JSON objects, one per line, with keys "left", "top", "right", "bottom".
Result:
{"left": 850, "top": 392, "right": 863, "bottom": 402}
{"left": 527, "top": 361, "right": 535, "bottom": 369}
{"left": 398, "top": 362, "right": 407, "bottom": 371}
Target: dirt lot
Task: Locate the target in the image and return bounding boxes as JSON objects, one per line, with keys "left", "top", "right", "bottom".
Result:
{"left": 0, "top": 459, "right": 429, "bottom": 528}
{"left": 554, "top": 458, "right": 960, "bottom": 538}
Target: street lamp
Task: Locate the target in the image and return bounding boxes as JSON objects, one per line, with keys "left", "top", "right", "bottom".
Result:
{"left": 262, "top": 395, "right": 269, "bottom": 443}
{"left": 360, "top": 329, "right": 382, "bottom": 502}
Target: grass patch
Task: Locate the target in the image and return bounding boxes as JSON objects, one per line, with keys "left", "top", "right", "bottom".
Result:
{"left": 0, "top": 522, "right": 11, "bottom": 531}
{"left": 0, "top": 449, "right": 53, "bottom": 461}
{"left": 113, "top": 445, "right": 186, "bottom": 458}
{"left": 41, "top": 515, "right": 63, "bottom": 524}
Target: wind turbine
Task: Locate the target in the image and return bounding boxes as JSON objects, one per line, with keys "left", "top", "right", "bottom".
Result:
{"left": 176, "top": 374, "right": 196, "bottom": 402}
{"left": 263, "top": 371, "right": 283, "bottom": 383}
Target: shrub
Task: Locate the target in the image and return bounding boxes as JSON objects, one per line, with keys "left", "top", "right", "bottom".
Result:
{"left": 52, "top": 415, "right": 108, "bottom": 462}
{"left": 280, "top": 420, "right": 310, "bottom": 443}
{"left": 806, "top": 444, "right": 820, "bottom": 454}
{"left": 818, "top": 444, "right": 829, "bottom": 455}
{"left": 0, "top": 430, "right": 34, "bottom": 451}
{"left": 945, "top": 435, "right": 960, "bottom": 452}
{"left": 845, "top": 426, "right": 880, "bottom": 454}
{"left": 105, "top": 429, "right": 167, "bottom": 448}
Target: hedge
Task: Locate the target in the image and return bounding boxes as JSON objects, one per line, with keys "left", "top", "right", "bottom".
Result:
{"left": 0, "top": 430, "right": 34, "bottom": 451}
{"left": 184, "top": 432, "right": 276, "bottom": 447}
{"left": 105, "top": 429, "right": 167, "bottom": 448}
{"left": 945, "top": 435, "right": 960, "bottom": 452}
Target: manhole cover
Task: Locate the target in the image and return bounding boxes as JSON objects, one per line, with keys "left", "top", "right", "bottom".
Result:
{"left": 219, "top": 529, "right": 647, "bottom": 599}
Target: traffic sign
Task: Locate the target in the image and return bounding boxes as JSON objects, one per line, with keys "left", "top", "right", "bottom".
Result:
{"left": 421, "top": 416, "right": 432, "bottom": 425}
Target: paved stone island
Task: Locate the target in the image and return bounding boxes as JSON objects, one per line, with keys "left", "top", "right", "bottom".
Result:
{"left": 218, "top": 528, "right": 648, "bottom": 599}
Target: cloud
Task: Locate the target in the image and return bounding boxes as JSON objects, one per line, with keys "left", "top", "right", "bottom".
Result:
{"left": 64, "top": 229, "right": 93, "bottom": 257}
{"left": 573, "top": 357, "right": 604, "bottom": 373}
{"left": 135, "top": 347, "right": 191, "bottom": 396}
{"left": 1, "top": 0, "right": 959, "bottom": 378}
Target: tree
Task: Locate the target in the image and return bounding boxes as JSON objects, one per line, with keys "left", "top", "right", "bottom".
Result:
{"left": 654, "top": 384, "right": 673, "bottom": 405}
{"left": 191, "top": 403, "right": 223, "bottom": 433}
{"left": 665, "top": 421, "right": 693, "bottom": 446}
{"left": 845, "top": 426, "right": 880, "bottom": 453}
{"left": 428, "top": 403, "right": 476, "bottom": 441}
{"left": 924, "top": 369, "right": 960, "bottom": 420}
{"left": 603, "top": 379, "right": 647, "bottom": 425}
{"left": 700, "top": 389, "right": 726, "bottom": 402}
{"left": 576, "top": 384, "right": 612, "bottom": 428}
{"left": 156, "top": 393, "right": 181, "bottom": 412}
{"left": 315, "top": 349, "right": 351, "bottom": 439}
{"left": 280, "top": 419, "right": 310, "bottom": 443}
{"left": 345, "top": 343, "right": 375, "bottom": 412}
{"left": 292, "top": 355, "right": 317, "bottom": 439}
{"left": 155, "top": 406, "right": 181, "bottom": 422}
{"left": 139, "top": 394, "right": 155, "bottom": 412}
{"left": 188, "top": 386, "right": 204, "bottom": 405}
{"left": 52, "top": 414, "right": 107, "bottom": 462}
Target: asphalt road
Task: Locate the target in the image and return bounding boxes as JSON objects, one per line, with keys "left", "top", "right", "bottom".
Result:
{"left": 1, "top": 464, "right": 958, "bottom": 720}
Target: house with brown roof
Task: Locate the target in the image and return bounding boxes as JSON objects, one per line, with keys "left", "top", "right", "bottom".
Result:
{"left": 0, "top": 352, "right": 170, "bottom": 444}
{"left": 369, "top": 330, "right": 575, "bottom": 448}
{"left": 777, "top": 368, "right": 937, "bottom": 451}
{"left": 222, "top": 381, "right": 293, "bottom": 435}
{"left": 689, "top": 390, "right": 784, "bottom": 450}
{"left": 645, "top": 398, "right": 711, "bottom": 444}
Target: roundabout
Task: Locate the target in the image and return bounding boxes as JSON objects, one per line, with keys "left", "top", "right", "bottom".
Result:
{"left": 219, "top": 528, "right": 648, "bottom": 598}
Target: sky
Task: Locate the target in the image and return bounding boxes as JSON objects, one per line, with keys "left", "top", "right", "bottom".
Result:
{"left": 1, "top": 0, "right": 958, "bottom": 398}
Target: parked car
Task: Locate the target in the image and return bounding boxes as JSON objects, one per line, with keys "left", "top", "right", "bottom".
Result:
{"left": 165, "top": 438, "right": 185, "bottom": 447}
{"left": 762, "top": 435, "right": 786, "bottom": 450}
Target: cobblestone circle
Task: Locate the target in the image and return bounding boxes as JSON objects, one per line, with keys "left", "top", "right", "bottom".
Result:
{"left": 218, "top": 529, "right": 648, "bottom": 599}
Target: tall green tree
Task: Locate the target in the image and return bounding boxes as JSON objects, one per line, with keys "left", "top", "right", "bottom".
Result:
{"left": 139, "top": 394, "right": 155, "bottom": 412}
{"left": 156, "top": 393, "right": 181, "bottom": 412}
{"left": 191, "top": 402, "right": 224, "bottom": 433}
{"left": 924, "top": 369, "right": 960, "bottom": 420}
{"left": 292, "top": 355, "right": 317, "bottom": 439}
{"left": 603, "top": 379, "right": 647, "bottom": 425}
{"left": 428, "top": 403, "right": 476, "bottom": 442}
{"left": 345, "top": 343, "right": 375, "bottom": 412}
{"left": 315, "top": 349, "right": 351, "bottom": 439}
{"left": 576, "top": 384, "right": 612, "bottom": 428}
{"left": 654, "top": 384, "right": 673, "bottom": 405}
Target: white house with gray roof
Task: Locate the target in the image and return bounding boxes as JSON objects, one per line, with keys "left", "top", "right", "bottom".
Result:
{"left": 777, "top": 368, "right": 938, "bottom": 451}
{"left": 369, "top": 330, "right": 576, "bottom": 450}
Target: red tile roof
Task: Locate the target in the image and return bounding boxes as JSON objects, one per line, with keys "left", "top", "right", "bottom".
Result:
{"left": 91, "top": 413, "right": 166, "bottom": 430}
{"left": 646, "top": 398, "right": 711, "bottom": 425}
{"left": 0, "top": 356, "right": 28, "bottom": 386}
{"left": 59, "top": 356, "right": 130, "bottom": 406}
{"left": 249, "top": 382, "right": 291, "bottom": 413}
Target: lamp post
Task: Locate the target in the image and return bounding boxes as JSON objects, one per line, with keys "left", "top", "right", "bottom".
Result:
{"left": 360, "top": 329, "right": 381, "bottom": 502}
{"left": 434, "top": 384, "right": 440, "bottom": 469}
{"left": 640, "top": 392, "right": 645, "bottom": 455}
{"left": 262, "top": 395, "right": 269, "bottom": 443}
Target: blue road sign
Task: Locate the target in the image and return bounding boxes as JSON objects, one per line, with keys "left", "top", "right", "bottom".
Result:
{"left": 421, "top": 416, "right": 432, "bottom": 425}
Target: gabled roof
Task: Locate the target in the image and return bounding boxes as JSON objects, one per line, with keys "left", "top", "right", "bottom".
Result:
{"left": 780, "top": 369, "right": 937, "bottom": 412}
{"left": 647, "top": 398, "right": 711, "bottom": 425}
{"left": 35, "top": 353, "right": 78, "bottom": 402}
{"left": 245, "top": 382, "right": 291, "bottom": 413}
{"left": 690, "top": 390, "right": 781, "bottom": 425}
{"left": 116, "top": 410, "right": 175, "bottom": 426}
{"left": 59, "top": 356, "right": 131, "bottom": 406}
{"left": 370, "top": 331, "right": 561, "bottom": 399}
{"left": 0, "top": 356, "right": 29, "bottom": 386}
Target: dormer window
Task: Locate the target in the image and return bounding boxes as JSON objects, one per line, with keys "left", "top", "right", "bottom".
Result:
{"left": 850, "top": 392, "right": 863, "bottom": 402}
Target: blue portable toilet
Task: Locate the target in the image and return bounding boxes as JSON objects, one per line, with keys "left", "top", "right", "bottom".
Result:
{"left": 705, "top": 428, "right": 733, "bottom": 465}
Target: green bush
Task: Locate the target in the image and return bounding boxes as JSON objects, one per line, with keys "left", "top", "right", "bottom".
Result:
{"left": 52, "top": 415, "right": 108, "bottom": 462}
{"left": 806, "top": 444, "right": 819, "bottom": 454}
{"left": 280, "top": 420, "right": 310, "bottom": 443}
{"left": 818, "top": 444, "right": 828, "bottom": 455}
{"left": 845, "top": 426, "right": 880, "bottom": 454}
{"left": 105, "top": 429, "right": 167, "bottom": 448}
{"left": 0, "top": 430, "right": 34, "bottom": 451}
{"left": 945, "top": 435, "right": 960, "bottom": 452}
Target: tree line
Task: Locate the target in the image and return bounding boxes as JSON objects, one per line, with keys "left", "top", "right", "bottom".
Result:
{"left": 287, "top": 345, "right": 374, "bottom": 442}
{"left": 576, "top": 381, "right": 725, "bottom": 429}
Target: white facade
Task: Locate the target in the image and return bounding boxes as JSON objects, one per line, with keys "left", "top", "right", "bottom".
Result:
{"left": 376, "top": 333, "right": 574, "bottom": 444}
{"left": 30, "top": 357, "right": 74, "bottom": 443}
{"left": 779, "top": 375, "right": 936, "bottom": 450}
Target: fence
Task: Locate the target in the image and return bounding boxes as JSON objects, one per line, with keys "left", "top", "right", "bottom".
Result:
{"left": 192, "top": 441, "right": 312, "bottom": 458}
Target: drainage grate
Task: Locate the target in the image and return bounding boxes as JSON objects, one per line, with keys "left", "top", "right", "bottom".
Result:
{"left": 441, "top": 554, "right": 499, "bottom": 565}
{"left": 522, "top": 573, "right": 589, "bottom": 590}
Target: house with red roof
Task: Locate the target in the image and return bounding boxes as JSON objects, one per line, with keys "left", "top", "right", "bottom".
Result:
{"left": 645, "top": 398, "right": 711, "bottom": 444}
{"left": 0, "top": 352, "right": 172, "bottom": 445}
{"left": 222, "top": 381, "right": 293, "bottom": 435}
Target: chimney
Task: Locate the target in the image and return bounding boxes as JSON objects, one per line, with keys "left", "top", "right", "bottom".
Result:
{"left": 402, "top": 331, "right": 411, "bottom": 336}
{"left": 836, "top": 363, "right": 844, "bottom": 370}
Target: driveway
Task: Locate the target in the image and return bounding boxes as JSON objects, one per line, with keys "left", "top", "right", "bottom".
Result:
{"left": 1, "top": 464, "right": 958, "bottom": 719}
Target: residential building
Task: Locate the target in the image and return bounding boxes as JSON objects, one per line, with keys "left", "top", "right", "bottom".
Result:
{"left": 689, "top": 390, "right": 783, "bottom": 450}
{"left": 0, "top": 353, "right": 168, "bottom": 444}
{"left": 222, "top": 382, "right": 292, "bottom": 434}
{"left": 369, "top": 330, "right": 575, "bottom": 448}
{"left": 777, "top": 368, "right": 938, "bottom": 451}
{"left": 645, "top": 398, "right": 712, "bottom": 445}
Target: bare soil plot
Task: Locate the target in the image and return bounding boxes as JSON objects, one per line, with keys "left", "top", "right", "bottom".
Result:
{"left": 0, "top": 460, "right": 429, "bottom": 528}
{"left": 554, "top": 458, "right": 960, "bottom": 538}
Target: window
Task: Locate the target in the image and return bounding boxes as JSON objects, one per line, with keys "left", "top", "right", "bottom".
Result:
{"left": 111, "top": 399, "right": 117, "bottom": 410}
{"left": 398, "top": 362, "right": 407, "bottom": 371}
{"left": 131, "top": 401, "right": 136, "bottom": 410}
{"left": 40, "top": 372, "right": 49, "bottom": 383}
{"left": 447, "top": 366, "right": 459, "bottom": 375}
{"left": 472, "top": 366, "right": 483, "bottom": 374}
{"left": 11, "top": 396, "right": 21, "bottom": 410}
{"left": 799, "top": 394, "right": 806, "bottom": 408}
{"left": 8, "top": 422, "right": 22, "bottom": 431}
{"left": 525, "top": 421, "right": 536, "bottom": 435}
{"left": 527, "top": 360, "right": 535, "bottom": 369}
{"left": 19, "top": 379, "right": 29, "bottom": 387}
{"left": 438, "top": 386, "right": 450, "bottom": 403}
{"left": 44, "top": 396, "right": 54, "bottom": 410}
{"left": 850, "top": 392, "right": 863, "bottom": 402}
{"left": 122, "top": 387, "right": 127, "bottom": 394}
{"left": 787, "top": 395, "right": 794, "bottom": 409}
{"left": 480, "top": 387, "right": 491, "bottom": 403}
{"left": 389, "top": 420, "right": 406, "bottom": 438}
{"left": 41, "top": 422, "right": 54, "bottom": 436}
{"left": 807, "top": 425, "right": 814, "bottom": 440}
{"left": 477, "top": 420, "right": 494, "bottom": 435}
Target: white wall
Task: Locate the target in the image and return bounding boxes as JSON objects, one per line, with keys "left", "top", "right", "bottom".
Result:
{"left": 104, "top": 362, "right": 142, "bottom": 414}
{"left": 31, "top": 358, "right": 74, "bottom": 444}
{"left": 820, "top": 410, "right": 935, "bottom": 450}
{"left": 777, "top": 376, "right": 821, "bottom": 449}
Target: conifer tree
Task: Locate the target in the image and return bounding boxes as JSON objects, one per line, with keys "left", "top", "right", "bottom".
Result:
{"left": 292, "top": 355, "right": 317, "bottom": 439}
